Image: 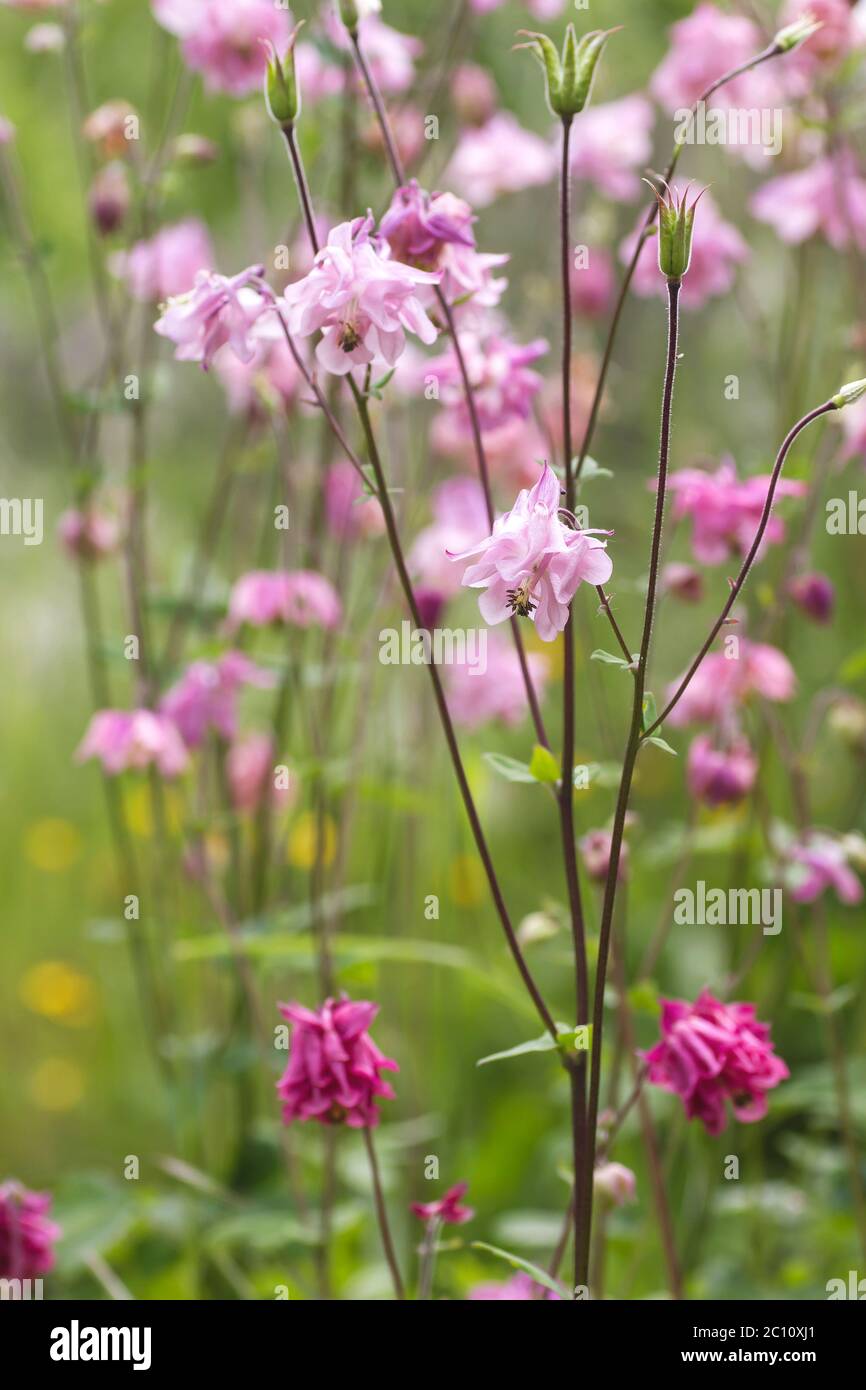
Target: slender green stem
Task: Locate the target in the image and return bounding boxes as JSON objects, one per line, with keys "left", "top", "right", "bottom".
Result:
{"left": 363, "top": 1126, "right": 405, "bottom": 1299}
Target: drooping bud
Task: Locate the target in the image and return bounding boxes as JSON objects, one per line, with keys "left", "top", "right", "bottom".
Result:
{"left": 832, "top": 377, "right": 866, "bottom": 408}
{"left": 514, "top": 24, "right": 620, "bottom": 120}
{"left": 170, "top": 134, "right": 219, "bottom": 167}
{"left": 88, "top": 161, "right": 130, "bottom": 236}
{"left": 649, "top": 181, "right": 705, "bottom": 284}
{"left": 594, "top": 1162, "right": 637, "bottom": 1208}
{"left": 787, "top": 572, "right": 835, "bottom": 624}
{"left": 773, "top": 13, "right": 823, "bottom": 53}
{"left": 263, "top": 25, "right": 304, "bottom": 130}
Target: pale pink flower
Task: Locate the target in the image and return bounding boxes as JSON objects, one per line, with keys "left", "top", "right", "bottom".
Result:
{"left": 76, "top": 709, "right": 190, "bottom": 778}
{"left": 0, "top": 1182, "right": 60, "bottom": 1280}
{"left": 409, "top": 477, "right": 490, "bottom": 596}
{"left": 425, "top": 330, "right": 548, "bottom": 433}
{"left": 227, "top": 569, "right": 342, "bottom": 632}
{"left": 624, "top": 192, "right": 749, "bottom": 309}
{"left": 324, "top": 460, "right": 385, "bottom": 539}
{"left": 571, "top": 247, "right": 615, "bottom": 319}
{"left": 449, "top": 463, "right": 613, "bottom": 642}
{"left": 594, "top": 1162, "right": 637, "bottom": 1207}
{"left": 787, "top": 832, "right": 864, "bottom": 905}
{"left": 227, "top": 734, "right": 295, "bottom": 815}
{"left": 81, "top": 100, "right": 136, "bottom": 158}
{"left": 778, "top": 0, "right": 861, "bottom": 90}
{"left": 750, "top": 152, "right": 866, "bottom": 252}
{"left": 379, "top": 180, "right": 507, "bottom": 309}
{"left": 154, "top": 265, "right": 268, "bottom": 369}
{"left": 411, "top": 1182, "right": 474, "bottom": 1225}
{"left": 644, "top": 991, "right": 788, "bottom": 1135}
{"left": 787, "top": 572, "right": 835, "bottom": 624}
{"left": 665, "top": 456, "right": 805, "bottom": 565}
{"left": 361, "top": 102, "right": 426, "bottom": 172}
{"left": 469, "top": 1273, "right": 561, "bottom": 1300}
{"left": 151, "top": 0, "right": 291, "bottom": 97}
{"left": 24, "top": 22, "right": 65, "bottom": 52}
{"left": 687, "top": 733, "right": 758, "bottom": 807}
{"left": 295, "top": 42, "right": 343, "bottom": 105}
{"left": 445, "top": 632, "right": 548, "bottom": 730}
{"left": 325, "top": 10, "right": 421, "bottom": 94}
{"left": 430, "top": 411, "right": 549, "bottom": 494}
{"left": 57, "top": 507, "right": 120, "bottom": 561}
{"left": 445, "top": 113, "right": 558, "bottom": 208}
{"left": 276, "top": 995, "right": 398, "bottom": 1128}
{"left": 281, "top": 215, "right": 440, "bottom": 376}
{"left": 580, "top": 828, "right": 628, "bottom": 883}
{"left": 650, "top": 3, "right": 782, "bottom": 113}
{"left": 160, "top": 650, "right": 274, "bottom": 748}
{"left": 213, "top": 322, "right": 301, "bottom": 420}
{"left": 667, "top": 640, "right": 796, "bottom": 727}
{"left": 113, "top": 218, "right": 214, "bottom": 302}
{"left": 451, "top": 63, "right": 497, "bottom": 127}
{"left": 567, "top": 95, "right": 654, "bottom": 202}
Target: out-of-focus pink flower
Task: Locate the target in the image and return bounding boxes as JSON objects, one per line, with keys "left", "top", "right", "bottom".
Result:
{"left": 155, "top": 265, "right": 267, "bottom": 368}
{"left": 687, "top": 733, "right": 758, "bottom": 807}
{"left": 24, "top": 22, "right": 65, "bottom": 52}
{"left": 667, "top": 640, "right": 796, "bottom": 727}
{"left": 450, "top": 463, "right": 613, "bottom": 643}
{"left": 213, "top": 317, "right": 301, "bottom": 420}
{"left": 324, "top": 460, "right": 385, "bottom": 539}
{"left": 426, "top": 330, "right": 547, "bottom": 433}
{"left": 414, "top": 588, "right": 446, "bottom": 631}
{"left": 594, "top": 1162, "right": 637, "bottom": 1207}
{"left": 779, "top": 0, "right": 861, "bottom": 89}
{"left": 325, "top": 9, "right": 422, "bottom": 94}
{"left": 88, "top": 162, "right": 130, "bottom": 237}
{"left": 411, "top": 1182, "right": 474, "bottom": 1225}
{"left": 451, "top": 63, "right": 497, "bottom": 127}
{"left": 650, "top": 3, "right": 782, "bottom": 113}
{"left": 430, "top": 412, "right": 550, "bottom": 494}
{"left": 787, "top": 832, "right": 864, "bottom": 905}
{"left": 750, "top": 152, "right": 866, "bottom": 252}
{"left": 787, "top": 572, "right": 835, "bottom": 624}
{"left": 160, "top": 650, "right": 274, "bottom": 748}
{"left": 81, "top": 100, "right": 136, "bottom": 158}
{"left": 361, "top": 102, "right": 426, "bottom": 173}
{"left": 57, "top": 507, "right": 120, "bottom": 561}
{"left": 580, "top": 828, "right": 628, "bottom": 883}
{"left": 410, "top": 477, "right": 490, "bottom": 596}
{"left": 76, "top": 709, "right": 190, "bottom": 778}
{"left": 570, "top": 247, "right": 615, "bottom": 319}
{"left": 624, "top": 192, "right": 749, "bottom": 309}
{"left": 227, "top": 733, "right": 294, "bottom": 815}
{"left": 661, "top": 562, "right": 703, "bottom": 604}
{"left": 113, "top": 218, "right": 214, "bottom": 302}
{"left": 282, "top": 215, "right": 440, "bottom": 376}
{"left": 295, "top": 41, "right": 343, "bottom": 106}
{"left": 0, "top": 1181, "right": 60, "bottom": 1280}
{"left": 643, "top": 990, "right": 789, "bottom": 1135}
{"left": 276, "top": 995, "right": 398, "bottom": 1128}
{"left": 152, "top": 0, "right": 291, "bottom": 97}
{"left": 445, "top": 113, "right": 558, "bottom": 208}
{"left": 840, "top": 393, "right": 866, "bottom": 462}
{"left": 227, "top": 569, "right": 342, "bottom": 632}
{"left": 379, "top": 180, "right": 507, "bottom": 309}
{"left": 568, "top": 95, "right": 654, "bottom": 202}
{"left": 0, "top": 116, "right": 16, "bottom": 145}
{"left": 446, "top": 631, "right": 548, "bottom": 730}
{"left": 665, "top": 456, "right": 805, "bottom": 565}
{"left": 469, "top": 1273, "right": 561, "bottom": 1300}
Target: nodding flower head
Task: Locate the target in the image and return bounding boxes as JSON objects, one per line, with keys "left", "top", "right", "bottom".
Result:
{"left": 649, "top": 181, "right": 707, "bottom": 284}
{"left": 514, "top": 24, "right": 620, "bottom": 120}
{"left": 263, "top": 23, "right": 304, "bottom": 129}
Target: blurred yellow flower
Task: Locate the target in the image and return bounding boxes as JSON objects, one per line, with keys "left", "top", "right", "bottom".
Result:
{"left": 288, "top": 813, "right": 337, "bottom": 870}
{"left": 24, "top": 818, "right": 82, "bottom": 872}
{"left": 19, "top": 961, "right": 97, "bottom": 1026}
{"left": 29, "top": 1058, "right": 85, "bottom": 1111}
{"left": 123, "top": 783, "right": 183, "bottom": 838}
{"left": 449, "top": 853, "right": 485, "bottom": 907}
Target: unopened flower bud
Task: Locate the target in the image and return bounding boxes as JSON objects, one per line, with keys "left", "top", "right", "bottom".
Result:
{"left": 787, "top": 571, "right": 835, "bottom": 624}
{"left": 82, "top": 100, "right": 137, "bottom": 158}
{"left": 594, "top": 1162, "right": 637, "bottom": 1208}
{"left": 650, "top": 182, "right": 705, "bottom": 284}
{"left": 88, "top": 161, "right": 130, "bottom": 236}
{"left": 773, "top": 13, "right": 823, "bottom": 52}
{"left": 264, "top": 26, "right": 304, "bottom": 129}
{"left": 828, "top": 695, "right": 866, "bottom": 751}
{"left": 515, "top": 24, "right": 619, "bottom": 121}
{"left": 832, "top": 377, "right": 866, "bottom": 409}
{"left": 337, "top": 0, "right": 380, "bottom": 36}
{"left": 25, "top": 23, "right": 66, "bottom": 54}
{"left": 171, "top": 133, "right": 219, "bottom": 166}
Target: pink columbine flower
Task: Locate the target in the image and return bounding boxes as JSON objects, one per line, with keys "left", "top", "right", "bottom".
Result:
{"left": 410, "top": 477, "right": 490, "bottom": 597}
{"left": 594, "top": 1162, "right": 637, "bottom": 1207}
{"left": 687, "top": 733, "right": 758, "bottom": 807}
{"left": 160, "top": 650, "right": 274, "bottom": 748}
{"left": 324, "top": 460, "right": 385, "bottom": 540}
{"left": 113, "top": 218, "right": 214, "bottom": 302}
{"left": 227, "top": 569, "right": 342, "bottom": 632}
{"left": 750, "top": 152, "right": 866, "bottom": 253}
{"left": 667, "top": 640, "right": 796, "bottom": 727}
{"left": 0, "top": 1181, "right": 61, "bottom": 1280}
{"left": 154, "top": 265, "right": 268, "bottom": 369}
{"left": 568, "top": 95, "right": 655, "bottom": 202}
{"left": 24, "top": 22, "right": 65, "bottom": 52}
{"left": 665, "top": 456, "right": 805, "bottom": 565}
{"left": 787, "top": 832, "right": 864, "bottom": 905}
{"left": 449, "top": 464, "right": 612, "bottom": 643}
{"left": 445, "top": 631, "right": 548, "bottom": 730}
{"left": 325, "top": 9, "right": 422, "bottom": 94}
{"left": 57, "top": 507, "right": 120, "bottom": 561}
{"left": 650, "top": 3, "right": 783, "bottom": 113}
{"left": 281, "top": 215, "right": 440, "bottom": 376}
{"left": 571, "top": 247, "right": 615, "bottom": 319}
{"left": 227, "top": 734, "right": 295, "bottom": 815}
{"left": 787, "top": 572, "right": 835, "bottom": 624}
{"left": 425, "top": 330, "right": 548, "bottom": 434}
{"left": 379, "top": 181, "right": 507, "bottom": 309}
{"left": 643, "top": 990, "right": 789, "bottom": 1135}
{"left": 410, "top": 1182, "right": 474, "bottom": 1226}
{"left": 469, "top": 1273, "right": 561, "bottom": 1300}
{"left": 580, "top": 828, "right": 629, "bottom": 883}
{"left": 624, "top": 192, "right": 749, "bottom": 310}
{"left": 445, "top": 113, "right": 558, "bottom": 209}
{"left": 76, "top": 710, "right": 190, "bottom": 778}
{"left": 151, "top": 0, "right": 291, "bottom": 97}
{"left": 451, "top": 63, "right": 497, "bottom": 127}
{"left": 276, "top": 996, "right": 398, "bottom": 1128}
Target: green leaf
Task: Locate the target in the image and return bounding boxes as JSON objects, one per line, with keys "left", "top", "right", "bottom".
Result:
{"left": 642, "top": 691, "right": 658, "bottom": 732}
{"left": 482, "top": 752, "right": 536, "bottom": 783}
{"left": 591, "top": 648, "right": 635, "bottom": 669}
{"left": 642, "top": 734, "right": 677, "bottom": 756}
{"left": 575, "top": 456, "right": 613, "bottom": 482}
{"left": 529, "top": 743, "right": 560, "bottom": 784}
{"left": 477, "top": 1023, "right": 588, "bottom": 1066}
{"left": 470, "top": 1241, "right": 569, "bottom": 1299}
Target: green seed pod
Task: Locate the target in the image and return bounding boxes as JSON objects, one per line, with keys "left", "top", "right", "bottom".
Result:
{"left": 650, "top": 182, "right": 706, "bottom": 284}
{"left": 263, "top": 25, "right": 304, "bottom": 130}
{"left": 515, "top": 24, "right": 620, "bottom": 120}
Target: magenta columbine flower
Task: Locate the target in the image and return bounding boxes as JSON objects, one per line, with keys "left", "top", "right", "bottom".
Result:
{"left": 643, "top": 990, "right": 789, "bottom": 1136}
{"left": 449, "top": 463, "right": 613, "bottom": 642}
{"left": 76, "top": 709, "right": 189, "bottom": 778}
{"left": 410, "top": 1182, "right": 474, "bottom": 1226}
{"left": 113, "top": 218, "right": 214, "bottom": 302}
{"left": 160, "top": 651, "right": 275, "bottom": 748}
{"left": 281, "top": 214, "right": 441, "bottom": 376}
{"left": 445, "top": 631, "right": 548, "bottom": 730}
{"left": 276, "top": 996, "right": 398, "bottom": 1128}
{"left": 227, "top": 570, "right": 342, "bottom": 632}
{"left": 152, "top": 0, "right": 291, "bottom": 97}
{"left": 687, "top": 733, "right": 758, "bottom": 807}
{"left": 650, "top": 4, "right": 783, "bottom": 114}
{"left": 155, "top": 265, "right": 268, "bottom": 369}
{"left": 667, "top": 639, "right": 795, "bottom": 727}
{"left": 380, "top": 181, "right": 507, "bottom": 309}
{"left": 469, "top": 1273, "right": 561, "bottom": 1300}
{"left": 594, "top": 1162, "right": 637, "bottom": 1207}
{"left": 787, "top": 572, "right": 835, "bottom": 624}
{"left": 665, "top": 457, "right": 805, "bottom": 565}
{"left": 786, "top": 832, "right": 864, "bottom": 905}
{"left": 0, "top": 1181, "right": 60, "bottom": 1280}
